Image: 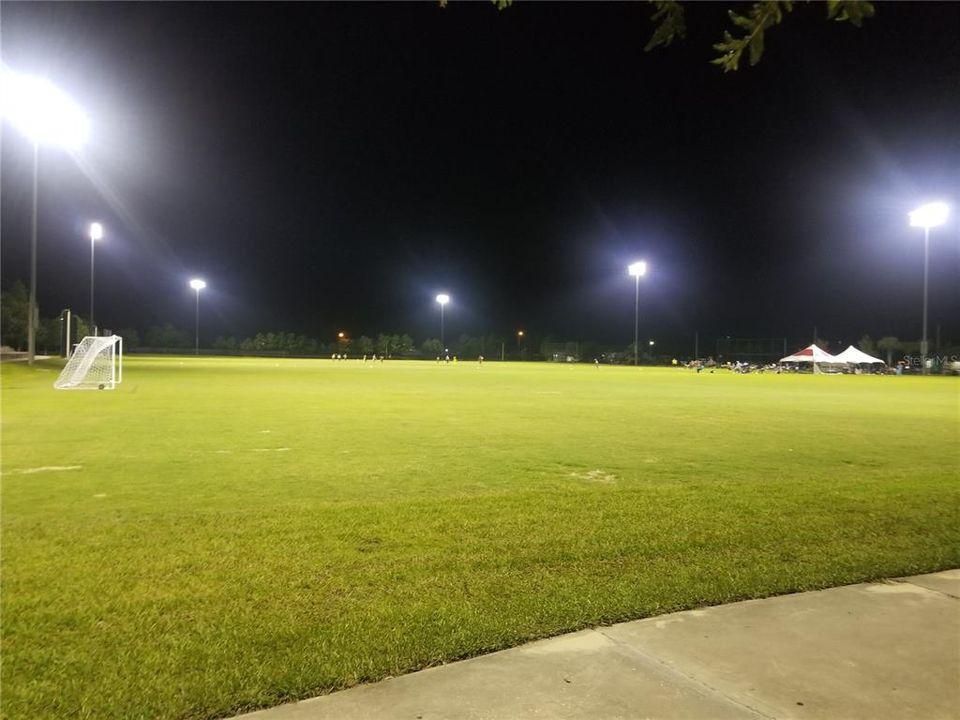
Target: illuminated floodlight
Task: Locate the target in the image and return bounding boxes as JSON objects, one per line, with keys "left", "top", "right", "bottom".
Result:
{"left": 189, "top": 279, "right": 206, "bottom": 355}
{"left": 0, "top": 67, "right": 89, "bottom": 149}
{"left": 3, "top": 66, "right": 91, "bottom": 364}
{"left": 436, "top": 293, "right": 450, "bottom": 347}
{"left": 517, "top": 330, "right": 524, "bottom": 337}
{"left": 908, "top": 201, "right": 949, "bottom": 374}
{"left": 337, "top": 331, "right": 345, "bottom": 339}
{"left": 649, "top": 340, "right": 655, "bottom": 346}
{"left": 88, "top": 223, "right": 104, "bottom": 332}
{"left": 628, "top": 261, "right": 648, "bottom": 366}
{"left": 908, "top": 202, "right": 949, "bottom": 229}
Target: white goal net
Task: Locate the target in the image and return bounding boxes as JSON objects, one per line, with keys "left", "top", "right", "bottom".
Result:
{"left": 54, "top": 335, "right": 123, "bottom": 390}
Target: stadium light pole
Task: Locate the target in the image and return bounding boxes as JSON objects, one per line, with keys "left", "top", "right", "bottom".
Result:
{"left": 628, "top": 261, "right": 647, "bottom": 366}
{"left": 436, "top": 294, "right": 449, "bottom": 349}
{"left": 1, "top": 67, "right": 90, "bottom": 364}
{"left": 189, "top": 278, "right": 206, "bottom": 355}
{"left": 89, "top": 222, "right": 103, "bottom": 335}
{"left": 908, "top": 202, "right": 949, "bottom": 374}
{"left": 517, "top": 329, "right": 524, "bottom": 360}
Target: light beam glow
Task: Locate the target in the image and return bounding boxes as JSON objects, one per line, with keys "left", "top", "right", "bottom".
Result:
{"left": 628, "top": 261, "right": 647, "bottom": 277}
{"left": 189, "top": 278, "right": 207, "bottom": 291}
{"left": 0, "top": 66, "right": 89, "bottom": 149}
{"left": 435, "top": 293, "right": 449, "bottom": 305}
{"left": 908, "top": 202, "right": 949, "bottom": 229}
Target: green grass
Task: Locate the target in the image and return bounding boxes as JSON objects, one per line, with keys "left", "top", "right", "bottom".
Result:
{"left": 2, "top": 356, "right": 958, "bottom": 719}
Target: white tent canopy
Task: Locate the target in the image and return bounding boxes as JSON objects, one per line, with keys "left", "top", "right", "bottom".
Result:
{"left": 833, "top": 345, "right": 885, "bottom": 364}
{"left": 780, "top": 344, "right": 838, "bottom": 363}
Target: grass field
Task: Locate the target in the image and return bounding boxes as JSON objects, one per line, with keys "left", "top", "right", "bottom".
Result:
{"left": 2, "top": 356, "right": 958, "bottom": 719}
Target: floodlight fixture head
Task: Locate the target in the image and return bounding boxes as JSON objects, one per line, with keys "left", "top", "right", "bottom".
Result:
{"left": 628, "top": 261, "right": 647, "bottom": 277}
{"left": 518, "top": 330, "right": 524, "bottom": 337}
{"left": 337, "top": 331, "right": 345, "bottom": 339}
{"left": 908, "top": 202, "right": 949, "bottom": 229}
{"left": 649, "top": 340, "right": 655, "bottom": 346}
{"left": 435, "top": 293, "right": 449, "bottom": 305}
{"left": 189, "top": 278, "right": 206, "bottom": 291}
{"left": 0, "top": 67, "right": 89, "bottom": 149}
{"left": 89, "top": 222, "right": 103, "bottom": 241}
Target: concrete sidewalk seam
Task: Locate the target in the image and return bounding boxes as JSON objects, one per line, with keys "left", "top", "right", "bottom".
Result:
{"left": 593, "top": 626, "right": 776, "bottom": 720}
{"left": 897, "top": 579, "right": 960, "bottom": 600}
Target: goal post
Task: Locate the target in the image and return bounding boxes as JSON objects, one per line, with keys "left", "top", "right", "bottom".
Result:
{"left": 54, "top": 335, "right": 123, "bottom": 390}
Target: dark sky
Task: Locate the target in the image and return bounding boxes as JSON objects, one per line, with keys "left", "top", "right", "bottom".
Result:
{"left": 2, "top": 2, "right": 958, "bottom": 353}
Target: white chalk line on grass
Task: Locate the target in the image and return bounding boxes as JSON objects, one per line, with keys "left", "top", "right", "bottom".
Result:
{"left": 3, "top": 465, "right": 83, "bottom": 476}
{"left": 212, "top": 448, "right": 291, "bottom": 454}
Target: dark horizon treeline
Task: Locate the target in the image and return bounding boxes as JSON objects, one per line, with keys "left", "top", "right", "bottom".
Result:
{"left": 1, "top": 280, "right": 954, "bottom": 363}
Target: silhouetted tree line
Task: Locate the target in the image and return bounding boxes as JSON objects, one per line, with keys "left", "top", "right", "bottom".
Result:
{"left": 2, "top": 280, "right": 952, "bottom": 364}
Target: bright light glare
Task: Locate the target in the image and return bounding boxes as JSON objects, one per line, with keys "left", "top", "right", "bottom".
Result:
{"left": 337, "top": 331, "right": 345, "bottom": 338}
{"left": 628, "top": 261, "right": 647, "bottom": 277}
{"left": 89, "top": 222, "right": 103, "bottom": 241}
{"left": 435, "top": 293, "right": 449, "bottom": 305}
{"left": 0, "top": 67, "right": 89, "bottom": 149}
{"left": 189, "top": 278, "right": 206, "bottom": 291}
{"left": 908, "top": 202, "right": 949, "bottom": 229}
{"left": 518, "top": 330, "right": 524, "bottom": 336}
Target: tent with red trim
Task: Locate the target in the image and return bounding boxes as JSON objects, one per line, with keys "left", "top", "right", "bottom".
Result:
{"left": 779, "top": 344, "right": 838, "bottom": 363}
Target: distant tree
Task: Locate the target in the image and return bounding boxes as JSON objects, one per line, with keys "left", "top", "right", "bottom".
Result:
{"left": 876, "top": 336, "right": 900, "bottom": 365}
{"left": 455, "top": 334, "right": 482, "bottom": 359}
{"left": 899, "top": 339, "right": 920, "bottom": 355}
{"left": 422, "top": 338, "right": 443, "bottom": 358}
{"left": 356, "top": 335, "right": 374, "bottom": 356}
{"left": 396, "top": 334, "right": 416, "bottom": 355}
{"left": 74, "top": 316, "right": 91, "bottom": 340}
{"left": 482, "top": 334, "right": 506, "bottom": 359}
{"left": 857, "top": 334, "right": 875, "bottom": 356}
{"left": 212, "top": 335, "right": 237, "bottom": 351}
{"left": 36, "top": 317, "right": 61, "bottom": 354}
{"left": 0, "top": 280, "right": 29, "bottom": 349}
{"left": 290, "top": 334, "right": 317, "bottom": 355}
{"left": 146, "top": 323, "right": 190, "bottom": 349}
{"left": 814, "top": 338, "right": 830, "bottom": 352}
{"left": 117, "top": 328, "right": 141, "bottom": 349}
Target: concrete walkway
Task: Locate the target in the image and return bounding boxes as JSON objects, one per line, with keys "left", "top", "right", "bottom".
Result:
{"left": 235, "top": 570, "right": 960, "bottom": 720}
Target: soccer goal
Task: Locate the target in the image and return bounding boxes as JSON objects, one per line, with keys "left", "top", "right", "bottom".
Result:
{"left": 54, "top": 335, "right": 123, "bottom": 390}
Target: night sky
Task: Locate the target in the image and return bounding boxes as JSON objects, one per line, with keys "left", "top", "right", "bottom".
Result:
{"left": 2, "top": 2, "right": 958, "bottom": 354}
